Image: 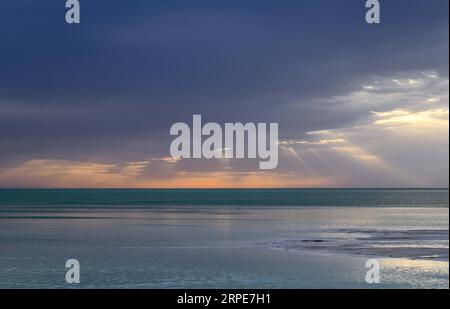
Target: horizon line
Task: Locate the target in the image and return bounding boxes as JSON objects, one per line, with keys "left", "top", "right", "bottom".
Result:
{"left": 0, "top": 187, "right": 448, "bottom": 190}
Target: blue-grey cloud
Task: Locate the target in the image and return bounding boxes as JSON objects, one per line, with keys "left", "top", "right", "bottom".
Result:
{"left": 0, "top": 0, "right": 448, "bottom": 187}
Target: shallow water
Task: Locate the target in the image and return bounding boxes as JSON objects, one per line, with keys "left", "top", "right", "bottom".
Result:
{"left": 0, "top": 189, "right": 448, "bottom": 288}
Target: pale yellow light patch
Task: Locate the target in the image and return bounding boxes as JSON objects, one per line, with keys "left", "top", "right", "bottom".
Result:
{"left": 372, "top": 108, "right": 449, "bottom": 128}
{"left": 159, "top": 156, "right": 180, "bottom": 164}
{"left": 426, "top": 97, "right": 440, "bottom": 103}
{"left": 331, "top": 145, "right": 386, "bottom": 167}
{"left": 128, "top": 161, "right": 151, "bottom": 165}
{"left": 279, "top": 139, "right": 346, "bottom": 146}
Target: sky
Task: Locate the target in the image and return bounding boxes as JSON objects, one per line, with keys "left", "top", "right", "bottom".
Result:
{"left": 0, "top": 0, "right": 448, "bottom": 188}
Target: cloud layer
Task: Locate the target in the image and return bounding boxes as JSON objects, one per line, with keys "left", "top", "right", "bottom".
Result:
{"left": 0, "top": 0, "right": 448, "bottom": 188}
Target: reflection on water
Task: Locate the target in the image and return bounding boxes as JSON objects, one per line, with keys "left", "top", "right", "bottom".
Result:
{"left": 0, "top": 205, "right": 448, "bottom": 288}
{"left": 380, "top": 258, "right": 449, "bottom": 289}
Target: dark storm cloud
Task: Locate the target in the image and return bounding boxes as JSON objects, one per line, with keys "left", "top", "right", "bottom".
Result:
{"left": 0, "top": 0, "right": 448, "bottom": 173}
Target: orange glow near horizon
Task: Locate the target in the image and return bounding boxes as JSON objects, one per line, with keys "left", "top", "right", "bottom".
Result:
{"left": 0, "top": 159, "right": 330, "bottom": 189}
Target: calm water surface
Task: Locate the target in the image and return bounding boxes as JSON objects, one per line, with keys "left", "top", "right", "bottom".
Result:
{"left": 0, "top": 189, "right": 448, "bottom": 288}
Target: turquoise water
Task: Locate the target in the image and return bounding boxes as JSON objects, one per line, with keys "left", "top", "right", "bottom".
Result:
{"left": 0, "top": 189, "right": 448, "bottom": 207}
{"left": 0, "top": 189, "right": 448, "bottom": 288}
